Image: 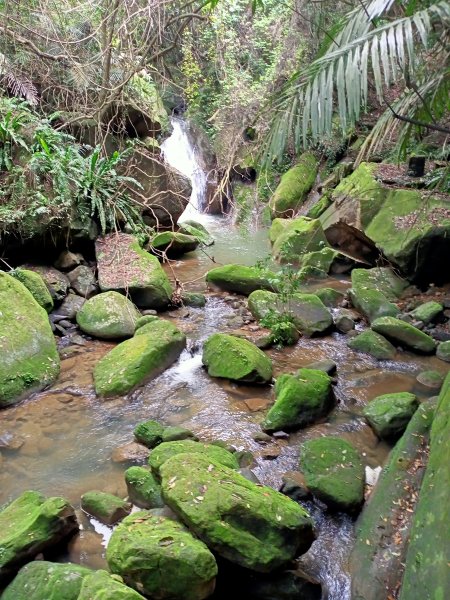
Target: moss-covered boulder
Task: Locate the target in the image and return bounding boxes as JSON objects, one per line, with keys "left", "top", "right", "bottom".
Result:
{"left": 24, "top": 265, "right": 70, "bottom": 303}
{"left": 94, "top": 319, "right": 186, "bottom": 397}
{"left": 96, "top": 233, "right": 173, "bottom": 309}
{"left": 106, "top": 511, "right": 218, "bottom": 600}
{"left": 371, "top": 316, "right": 436, "bottom": 354}
{"left": 134, "top": 420, "right": 164, "bottom": 448}
{"left": 78, "top": 570, "right": 147, "bottom": 600}
{"left": 351, "top": 267, "right": 408, "bottom": 300}
{"left": 270, "top": 217, "right": 329, "bottom": 264}
{"left": 11, "top": 269, "right": 54, "bottom": 312}
{"left": 181, "top": 292, "right": 206, "bottom": 307}
{"left": 299, "top": 247, "right": 339, "bottom": 274}
{"left": 363, "top": 392, "right": 418, "bottom": 439}
{"left": 410, "top": 300, "right": 443, "bottom": 324}
{"left": 202, "top": 333, "right": 272, "bottom": 384}
{"left": 416, "top": 369, "right": 443, "bottom": 391}
{"left": 0, "top": 273, "right": 60, "bottom": 407}
{"left": 262, "top": 369, "right": 332, "bottom": 432}
{"left": 150, "top": 231, "right": 199, "bottom": 256}
{"left": 269, "top": 153, "right": 318, "bottom": 218}
{"left": 349, "top": 268, "right": 401, "bottom": 322}
{"left": 179, "top": 220, "right": 214, "bottom": 246}
{"left": 81, "top": 491, "right": 131, "bottom": 525}
{"left": 314, "top": 287, "right": 345, "bottom": 307}
{"left": 76, "top": 292, "right": 141, "bottom": 339}
{"left": 125, "top": 466, "right": 164, "bottom": 508}
{"left": 247, "top": 290, "right": 332, "bottom": 336}
{"left": 148, "top": 440, "right": 239, "bottom": 476}
{"left": 0, "top": 490, "right": 78, "bottom": 580}
{"left": 307, "top": 193, "right": 332, "bottom": 219}
{"left": 347, "top": 330, "right": 397, "bottom": 360}
{"left": 160, "top": 453, "right": 315, "bottom": 572}
{"left": 436, "top": 340, "right": 450, "bottom": 362}
{"left": 206, "top": 264, "right": 277, "bottom": 295}
{"left": 299, "top": 437, "right": 365, "bottom": 512}
{"left": 161, "top": 425, "right": 197, "bottom": 442}
{"left": 399, "top": 373, "right": 450, "bottom": 599}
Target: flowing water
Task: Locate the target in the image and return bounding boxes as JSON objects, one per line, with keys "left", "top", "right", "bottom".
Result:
{"left": 1, "top": 119, "right": 448, "bottom": 598}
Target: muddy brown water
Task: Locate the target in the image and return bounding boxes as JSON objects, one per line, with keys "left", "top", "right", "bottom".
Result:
{"left": 0, "top": 215, "right": 448, "bottom": 599}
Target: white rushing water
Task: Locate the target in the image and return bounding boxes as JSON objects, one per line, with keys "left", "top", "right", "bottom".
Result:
{"left": 161, "top": 117, "right": 208, "bottom": 222}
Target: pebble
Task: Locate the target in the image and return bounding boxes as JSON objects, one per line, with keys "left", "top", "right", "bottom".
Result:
{"left": 243, "top": 397, "right": 271, "bottom": 411}
{"left": 260, "top": 446, "right": 281, "bottom": 460}
{"left": 253, "top": 432, "right": 272, "bottom": 444}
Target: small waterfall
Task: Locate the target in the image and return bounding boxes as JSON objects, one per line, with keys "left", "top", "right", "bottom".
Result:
{"left": 161, "top": 117, "right": 207, "bottom": 222}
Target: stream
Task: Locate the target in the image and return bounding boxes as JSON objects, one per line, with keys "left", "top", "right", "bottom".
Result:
{"left": 1, "top": 118, "right": 447, "bottom": 598}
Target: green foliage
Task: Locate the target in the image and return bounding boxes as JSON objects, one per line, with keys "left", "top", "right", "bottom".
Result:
{"left": 424, "top": 166, "right": 450, "bottom": 193}
{"left": 0, "top": 99, "right": 30, "bottom": 170}
{"left": 260, "top": 309, "right": 298, "bottom": 346}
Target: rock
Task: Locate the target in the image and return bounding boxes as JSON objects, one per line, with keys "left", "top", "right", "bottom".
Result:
{"left": 299, "top": 247, "right": 339, "bottom": 275}
{"left": 125, "top": 466, "right": 164, "bottom": 509}
{"left": 179, "top": 220, "right": 214, "bottom": 246}
{"left": 299, "top": 437, "right": 365, "bottom": 512}
{"left": 253, "top": 432, "right": 273, "bottom": 444}
{"left": 181, "top": 292, "right": 206, "bottom": 307}
{"left": 23, "top": 265, "right": 69, "bottom": 303}
{"left": 436, "top": 340, "right": 450, "bottom": 362}
{"left": 0, "top": 490, "right": 78, "bottom": 580}
{"left": 11, "top": 269, "right": 53, "bottom": 312}
{"left": 416, "top": 370, "right": 444, "bottom": 391}
{"left": 134, "top": 420, "right": 164, "bottom": 448}
{"left": 362, "top": 392, "right": 419, "bottom": 439}
{"left": 235, "top": 450, "right": 255, "bottom": 468}
{"left": 106, "top": 512, "right": 217, "bottom": 600}
{"left": 206, "top": 264, "right": 278, "bottom": 296}
{"left": 202, "top": 333, "right": 273, "bottom": 384}
{"left": 67, "top": 265, "right": 98, "bottom": 298}
{"left": 270, "top": 217, "right": 329, "bottom": 264}
{"left": 81, "top": 491, "right": 131, "bottom": 525}
{"left": 269, "top": 153, "right": 319, "bottom": 218}
{"left": 148, "top": 440, "right": 239, "bottom": 476}
{"left": 350, "top": 400, "right": 436, "bottom": 600}
{"left": 244, "top": 397, "right": 272, "bottom": 411}
{"left": 111, "top": 442, "right": 150, "bottom": 464}
{"left": 304, "top": 359, "right": 337, "bottom": 375}
{"left": 410, "top": 300, "right": 443, "bottom": 324}
{"left": 0, "top": 432, "right": 24, "bottom": 452}
{"left": 150, "top": 231, "right": 199, "bottom": 256}
{"left": 94, "top": 319, "right": 186, "bottom": 397}
{"left": 334, "top": 308, "right": 356, "bottom": 333}
{"left": 280, "top": 472, "right": 311, "bottom": 502}
{"left": 347, "top": 330, "right": 397, "bottom": 360}
{"left": 56, "top": 293, "right": 86, "bottom": 320}
{"left": 0, "top": 273, "right": 60, "bottom": 407}
{"left": 399, "top": 374, "right": 450, "bottom": 599}
{"left": 161, "top": 426, "right": 197, "bottom": 442}
{"left": 78, "top": 569, "right": 146, "bottom": 600}
{"left": 76, "top": 292, "right": 141, "bottom": 339}
{"left": 54, "top": 250, "right": 83, "bottom": 271}
{"left": 160, "top": 453, "right": 315, "bottom": 572}
{"left": 371, "top": 316, "right": 436, "bottom": 354}
{"left": 261, "top": 446, "right": 281, "bottom": 460}
{"left": 96, "top": 233, "right": 173, "bottom": 309}
{"left": 261, "top": 369, "right": 332, "bottom": 432}
{"left": 248, "top": 290, "right": 332, "bottom": 336}
{"left": 314, "top": 287, "right": 345, "bottom": 307}
{"left": 349, "top": 268, "right": 400, "bottom": 323}
{"left": 351, "top": 267, "right": 408, "bottom": 300}
{"left": 134, "top": 315, "right": 159, "bottom": 331}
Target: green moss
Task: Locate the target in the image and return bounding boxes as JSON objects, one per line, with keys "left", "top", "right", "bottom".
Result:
{"left": 351, "top": 267, "right": 408, "bottom": 300}
{"left": 125, "top": 467, "right": 164, "bottom": 509}
{"left": 134, "top": 420, "right": 164, "bottom": 448}
{"left": 307, "top": 193, "right": 332, "bottom": 219}
{"left": 0, "top": 273, "right": 60, "bottom": 407}
{"left": 161, "top": 426, "right": 197, "bottom": 442}
{"left": 11, "top": 269, "right": 53, "bottom": 312}
{"left": 150, "top": 231, "right": 199, "bottom": 256}
{"left": 179, "top": 220, "right": 214, "bottom": 246}
{"left": 300, "top": 247, "right": 338, "bottom": 273}
{"left": 300, "top": 437, "right": 365, "bottom": 512}
{"left": 76, "top": 292, "right": 141, "bottom": 339}
{"left": 160, "top": 453, "right": 315, "bottom": 572}
{"left": 106, "top": 511, "right": 217, "bottom": 600}
{"left": 148, "top": 440, "right": 239, "bottom": 476}
{"left": 349, "top": 268, "right": 403, "bottom": 322}
{"left": 269, "top": 152, "right": 318, "bottom": 218}
{"left": 181, "top": 292, "right": 206, "bottom": 307}
{"left": 81, "top": 491, "right": 131, "bottom": 525}
{"left": 134, "top": 315, "right": 159, "bottom": 331}
{"left": 262, "top": 369, "right": 332, "bottom": 432}
{"left": 347, "top": 330, "right": 396, "bottom": 360}
{"left": 314, "top": 287, "right": 345, "bottom": 307}
{"left": 269, "top": 218, "right": 291, "bottom": 243}
{"left": 206, "top": 264, "right": 278, "bottom": 295}
{"left": 371, "top": 316, "right": 436, "bottom": 354}
{"left": 436, "top": 340, "right": 450, "bottom": 362}
{"left": 349, "top": 286, "right": 399, "bottom": 322}
{"left": 410, "top": 301, "right": 443, "bottom": 324}
{"left": 363, "top": 392, "right": 419, "bottom": 439}
{"left": 271, "top": 217, "right": 329, "bottom": 264}
{"left": 94, "top": 319, "right": 186, "bottom": 397}
{"left": 202, "top": 333, "right": 273, "bottom": 383}
{"left": 78, "top": 570, "right": 147, "bottom": 600}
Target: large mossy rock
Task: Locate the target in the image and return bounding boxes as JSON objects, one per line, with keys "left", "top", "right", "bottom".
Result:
{"left": 179, "top": 220, "right": 214, "bottom": 246}
{"left": 299, "top": 247, "right": 339, "bottom": 274}
{"left": 0, "top": 273, "right": 60, "bottom": 407}
{"left": 0, "top": 490, "right": 78, "bottom": 580}
{"left": 81, "top": 491, "right": 131, "bottom": 525}
{"left": 125, "top": 466, "right": 164, "bottom": 508}
{"left": 24, "top": 265, "right": 70, "bottom": 303}
{"left": 371, "top": 316, "right": 436, "bottom": 354}
{"left": 206, "top": 264, "right": 277, "bottom": 295}
{"left": 299, "top": 437, "right": 365, "bottom": 512}
{"left": 247, "top": 290, "right": 332, "bottom": 336}
{"left": 150, "top": 231, "right": 199, "bottom": 256}
{"left": 11, "top": 268, "right": 54, "bottom": 312}
{"left": 351, "top": 400, "right": 436, "bottom": 600}
{"left": 351, "top": 267, "right": 408, "bottom": 300}
{"left": 437, "top": 340, "right": 450, "bottom": 362}
{"left": 134, "top": 420, "right": 164, "bottom": 448}
{"left": 202, "top": 333, "right": 273, "bottom": 384}
{"left": 94, "top": 319, "right": 186, "bottom": 397}
{"left": 76, "top": 292, "right": 141, "bottom": 339}
{"left": 270, "top": 217, "right": 329, "bottom": 264}
{"left": 96, "top": 233, "right": 172, "bottom": 309}
{"left": 78, "top": 570, "right": 147, "bottom": 600}
{"left": 262, "top": 369, "right": 332, "bottom": 432}
{"left": 362, "top": 392, "right": 419, "bottom": 439}
{"left": 106, "top": 511, "right": 218, "bottom": 600}
{"left": 349, "top": 268, "right": 401, "bottom": 322}
{"left": 269, "top": 153, "right": 318, "bottom": 218}
{"left": 347, "top": 329, "right": 396, "bottom": 360}
{"left": 410, "top": 300, "right": 443, "bottom": 324}
{"left": 399, "top": 374, "right": 450, "bottom": 600}
{"left": 148, "top": 440, "right": 239, "bottom": 476}
{"left": 160, "top": 453, "right": 315, "bottom": 572}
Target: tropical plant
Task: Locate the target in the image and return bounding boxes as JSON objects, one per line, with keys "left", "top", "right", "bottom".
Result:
{"left": 0, "top": 100, "right": 30, "bottom": 170}
{"left": 264, "top": 0, "right": 450, "bottom": 164}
